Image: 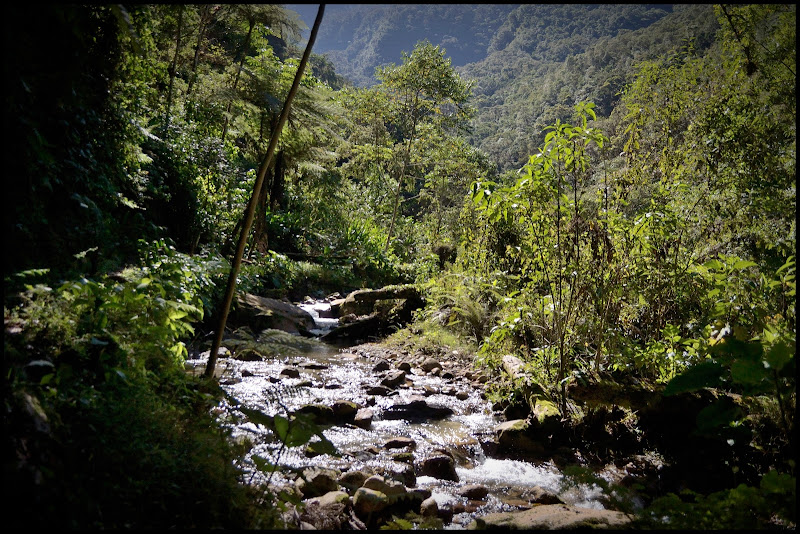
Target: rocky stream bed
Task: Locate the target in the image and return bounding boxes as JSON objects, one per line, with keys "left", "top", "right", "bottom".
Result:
{"left": 183, "top": 290, "right": 753, "bottom": 530}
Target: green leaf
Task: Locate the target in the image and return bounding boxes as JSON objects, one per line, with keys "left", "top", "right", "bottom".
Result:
{"left": 760, "top": 470, "right": 795, "bottom": 495}
{"left": 764, "top": 339, "right": 793, "bottom": 371}
{"left": 730, "top": 357, "right": 769, "bottom": 385}
{"left": 306, "top": 436, "right": 338, "bottom": 456}
{"left": 664, "top": 361, "right": 724, "bottom": 396}
{"left": 273, "top": 413, "right": 289, "bottom": 441}
{"left": 732, "top": 259, "right": 757, "bottom": 270}
{"left": 239, "top": 406, "right": 275, "bottom": 429}
{"left": 695, "top": 396, "right": 742, "bottom": 432}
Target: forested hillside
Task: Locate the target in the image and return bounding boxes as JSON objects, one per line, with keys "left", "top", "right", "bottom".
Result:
{"left": 288, "top": 4, "right": 719, "bottom": 170}
{"left": 4, "top": 3, "right": 795, "bottom": 530}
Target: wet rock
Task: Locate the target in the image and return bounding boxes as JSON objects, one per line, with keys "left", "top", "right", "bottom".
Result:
{"left": 296, "top": 467, "right": 341, "bottom": 498}
{"left": 420, "top": 496, "right": 439, "bottom": 517}
{"left": 339, "top": 471, "right": 370, "bottom": 494}
{"left": 294, "top": 403, "right": 336, "bottom": 425}
{"left": 353, "top": 487, "right": 389, "bottom": 517}
{"left": 420, "top": 357, "right": 442, "bottom": 373}
{"left": 456, "top": 390, "right": 470, "bottom": 400}
{"left": 231, "top": 293, "right": 316, "bottom": 335}
{"left": 396, "top": 361, "right": 412, "bottom": 372}
{"left": 528, "top": 486, "right": 564, "bottom": 505}
{"left": 353, "top": 408, "right": 374, "bottom": 429}
{"left": 385, "top": 437, "right": 416, "bottom": 450}
{"left": 380, "top": 370, "right": 407, "bottom": 389}
{"left": 280, "top": 367, "right": 301, "bottom": 378}
{"left": 365, "top": 385, "right": 392, "bottom": 396}
{"left": 363, "top": 475, "right": 406, "bottom": 497}
{"left": 454, "top": 500, "right": 486, "bottom": 514}
{"left": 330, "top": 400, "right": 359, "bottom": 423}
{"left": 459, "top": 484, "right": 490, "bottom": 500}
{"left": 383, "top": 398, "right": 454, "bottom": 422}
{"left": 300, "top": 361, "right": 328, "bottom": 370}
{"left": 467, "top": 503, "right": 630, "bottom": 530}
{"left": 372, "top": 360, "right": 391, "bottom": 372}
{"left": 392, "top": 452, "right": 414, "bottom": 464}
{"left": 419, "top": 454, "right": 459, "bottom": 481}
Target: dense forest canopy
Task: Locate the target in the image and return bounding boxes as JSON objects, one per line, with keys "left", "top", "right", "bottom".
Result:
{"left": 4, "top": 3, "right": 795, "bottom": 530}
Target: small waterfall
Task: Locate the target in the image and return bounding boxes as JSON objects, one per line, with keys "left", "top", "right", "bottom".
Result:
{"left": 298, "top": 300, "right": 339, "bottom": 336}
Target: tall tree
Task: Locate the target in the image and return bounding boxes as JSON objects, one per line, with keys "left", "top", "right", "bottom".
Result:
{"left": 375, "top": 41, "right": 474, "bottom": 252}
{"left": 204, "top": 4, "right": 325, "bottom": 379}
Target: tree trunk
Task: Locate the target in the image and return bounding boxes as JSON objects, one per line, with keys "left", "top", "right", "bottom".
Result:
{"left": 163, "top": 5, "right": 184, "bottom": 138}
{"left": 221, "top": 18, "right": 255, "bottom": 146}
{"left": 187, "top": 5, "right": 216, "bottom": 97}
{"left": 204, "top": 4, "right": 325, "bottom": 379}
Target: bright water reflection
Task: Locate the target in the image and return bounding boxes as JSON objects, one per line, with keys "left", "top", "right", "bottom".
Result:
{"left": 187, "top": 303, "right": 608, "bottom": 523}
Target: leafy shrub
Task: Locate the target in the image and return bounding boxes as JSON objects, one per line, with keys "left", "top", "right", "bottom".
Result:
{"left": 4, "top": 240, "right": 280, "bottom": 529}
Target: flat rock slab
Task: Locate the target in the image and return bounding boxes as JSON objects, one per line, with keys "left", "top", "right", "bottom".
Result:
{"left": 468, "top": 503, "right": 630, "bottom": 530}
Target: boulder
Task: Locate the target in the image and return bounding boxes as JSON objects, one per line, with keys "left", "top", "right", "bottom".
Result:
{"left": 231, "top": 293, "right": 316, "bottom": 335}
{"left": 353, "top": 408, "right": 374, "bottom": 429}
{"left": 383, "top": 398, "right": 454, "bottom": 422}
{"left": 353, "top": 487, "right": 390, "bottom": 517}
{"left": 380, "top": 370, "right": 407, "bottom": 389}
{"left": 296, "top": 467, "right": 341, "bottom": 498}
{"left": 330, "top": 400, "right": 359, "bottom": 424}
{"left": 419, "top": 454, "right": 459, "bottom": 481}
{"left": 494, "top": 419, "right": 547, "bottom": 458}
{"left": 320, "top": 285, "right": 425, "bottom": 342}
{"left": 294, "top": 403, "right": 336, "bottom": 425}
{"left": 467, "top": 503, "right": 630, "bottom": 530}
{"left": 339, "top": 470, "right": 370, "bottom": 494}
{"left": 338, "top": 284, "right": 424, "bottom": 317}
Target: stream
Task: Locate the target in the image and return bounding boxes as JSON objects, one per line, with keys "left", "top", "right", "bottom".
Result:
{"left": 186, "top": 300, "right": 615, "bottom": 529}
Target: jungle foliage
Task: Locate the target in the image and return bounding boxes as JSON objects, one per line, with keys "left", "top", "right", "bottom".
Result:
{"left": 3, "top": 3, "right": 795, "bottom": 530}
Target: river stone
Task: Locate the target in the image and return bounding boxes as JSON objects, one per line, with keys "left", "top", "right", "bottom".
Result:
{"left": 383, "top": 398, "right": 454, "bottom": 422}
{"left": 306, "top": 489, "right": 350, "bottom": 508}
{"left": 380, "top": 370, "right": 407, "bottom": 388}
{"left": 458, "top": 484, "right": 490, "bottom": 500}
{"left": 280, "top": 367, "right": 301, "bottom": 378}
{"left": 331, "top": 400, "right": 359, "bottom": 423}
{"left": 420, "top": 496, "right": 439, "bottom": 517}
{"left": 392, "top": 452, "right": 414, "bottom": 464}
{"left": 294, "top": 403, "right": 335, "bottom": 425}
{"left": 467, "top": 503, "right": 630, "bottom": 530}
{"left": 296, "top": 468, "right": 341, "bottom": 498}
{"left": 353, "top": 408, "right": 374, "bottom": 429}
{"left": 353, "top": 487, "right": 389, "bottom": 516}
{"left": 363, "top": 475, "right": 407, "bottom": 497}
{"left": 420, "top": 357, "right": 442, "bottom": 372}
{"left": 385, "top": 437, "right": 416, "bottom": 450}
{"left": 419, "top": 454, "right": 459, "bottom": 481}
{"left": 339, "top": 470, "right": 370, "bottom": 494}
{"left": 373, "top": 360, "right": 391, "bottom": 372}
{"left": 365, "top": 385, "right": 392, "bottom": 396}
{"left": 232, "top": 293, "right": 316, "bottom": 335}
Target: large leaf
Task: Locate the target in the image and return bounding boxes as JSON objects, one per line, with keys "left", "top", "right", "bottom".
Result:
{"left": 664, "top": 360, "right": 724, "bottom": 396}
{"left": 695, "top": 396, "right": 742, "bottom": 432}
